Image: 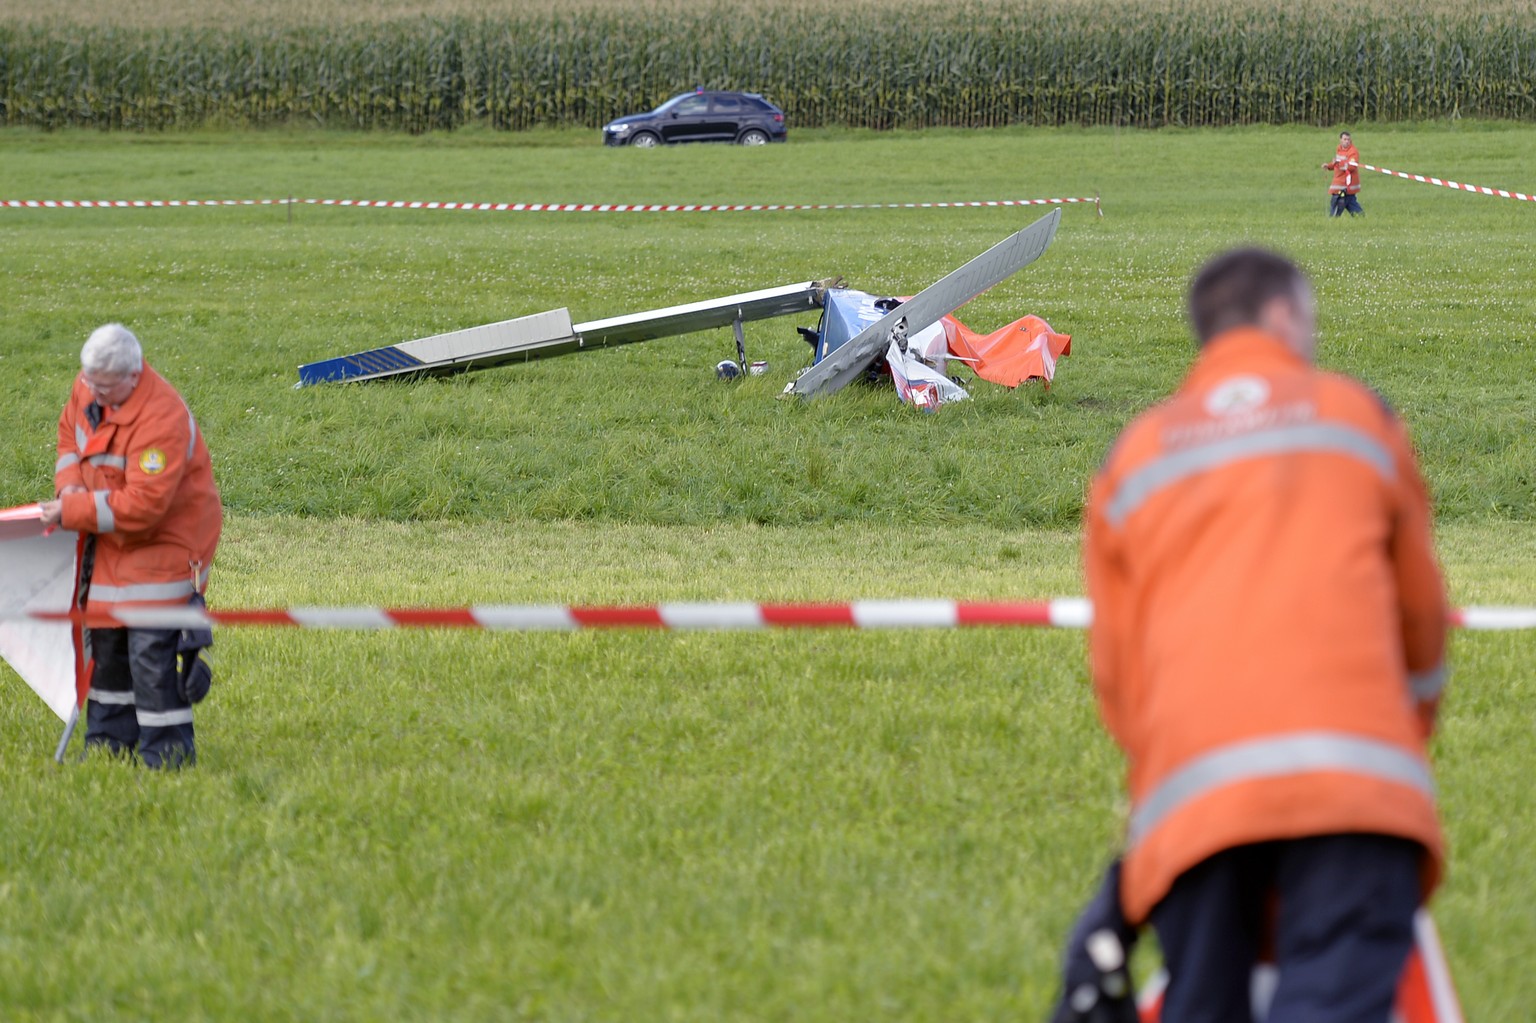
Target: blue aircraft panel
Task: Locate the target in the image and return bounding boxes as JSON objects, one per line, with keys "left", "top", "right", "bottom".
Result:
{"left": 297, "top": 346, "right": 425, "bottom": 386}
{"left": 813, "top": 290, "right": 890, "bottom": 365}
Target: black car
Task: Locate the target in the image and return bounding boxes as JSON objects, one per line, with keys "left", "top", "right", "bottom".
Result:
{"left": 603, "top": 90, "right": 787, "bottom": 148}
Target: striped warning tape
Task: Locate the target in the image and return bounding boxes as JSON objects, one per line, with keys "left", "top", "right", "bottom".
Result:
{"left": 299, "top": 196, "right": 1105, "bottom": 213}
{"left": 9, "top": 600, "right": 1535, "bottom": 632}
{"left": 1362, "top": 163, "right": 1535, "bottom": 202}
{"left": 1, "top": 199, "right": 287, "bottom": 208}
{"left": 1, "top": 195, "right": 1103, "bottom": 214}
{"left": 17, "top": 599, "right": 1089, "bottom": 631}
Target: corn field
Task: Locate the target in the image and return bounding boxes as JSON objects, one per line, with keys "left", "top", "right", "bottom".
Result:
{"left": 2, "top": 3, "right": 1534, "bottom": 132}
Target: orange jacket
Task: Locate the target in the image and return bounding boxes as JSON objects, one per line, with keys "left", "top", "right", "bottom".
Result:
{"left": 1084, "top": 327, "right": 1448, "bottom": 923}
{"left": 55, "top": 363, "right": 222, "bottom": 609}
{"left": 1327, "top": 144, "right": 1362, "bottom": 194}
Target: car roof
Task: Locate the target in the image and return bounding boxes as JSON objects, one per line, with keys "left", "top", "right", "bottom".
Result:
{"left": 668, "top": 89, "right": 772, "bottom": 101}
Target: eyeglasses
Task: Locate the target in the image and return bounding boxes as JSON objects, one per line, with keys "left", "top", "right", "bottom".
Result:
{"left": 81, "top": 371, "right": 140, "bottom": 402}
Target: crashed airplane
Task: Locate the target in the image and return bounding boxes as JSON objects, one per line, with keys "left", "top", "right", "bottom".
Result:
{"left": 798, "top": 285, "right": 1071, "bottom": 411}
{"left": 296, "top": 208, "right": 1067, "bottom": 409}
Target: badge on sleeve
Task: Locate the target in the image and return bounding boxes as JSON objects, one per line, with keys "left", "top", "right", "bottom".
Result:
{"left": 138, "top": 448, "right": 167, "bottom": 475}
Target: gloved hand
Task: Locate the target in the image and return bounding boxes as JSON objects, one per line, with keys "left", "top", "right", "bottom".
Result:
{"left": 1048, "top": 927, "right": 1138, "bottom": 1023}
{"left": 176, "top": 593, "right": 214, "bottom": 704}
{"left": 177, "top": 651, "right": 212, "bottom": 704}
{"left": 1047, "top": 859, "right": 1140, "bottom": 1023}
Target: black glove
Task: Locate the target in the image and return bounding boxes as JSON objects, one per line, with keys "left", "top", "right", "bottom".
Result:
{"left": 1047, "top": 859, "right": 1140, "bottom": 1023}
{"left": 176, "top": 594, "right": 214, "bottom": 705}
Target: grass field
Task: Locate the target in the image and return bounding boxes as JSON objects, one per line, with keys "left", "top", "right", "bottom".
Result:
{"left": 1, "top": 123, "right": 1533, "bottom": 1020}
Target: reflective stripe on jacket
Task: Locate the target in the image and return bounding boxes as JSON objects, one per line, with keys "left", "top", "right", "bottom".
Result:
{"left": 1327, "top": 144, "right": 1362, "bottom": 194}
{"left": 55, "top": 363, "right": 222, "bottom": 609}
{"left": 1084, "top": 327, "right": 1448, "bottom": 923}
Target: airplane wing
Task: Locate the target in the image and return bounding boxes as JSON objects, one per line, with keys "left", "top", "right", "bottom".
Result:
{"left": 784, "top": 208, "right": 1060, "bottom": 400}
{"left": 297, "top": 307, "right": 578, "bottom": 385}
{"left": 575, "top": 281, "right": 828, "bottom": 348}
{"left": 297, "top": 280, "right": 831, "bottom": 386}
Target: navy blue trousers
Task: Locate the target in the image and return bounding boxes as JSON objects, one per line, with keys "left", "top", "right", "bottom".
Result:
{"left": 1329, "top": 192, "right": 1365, "bottom": 217}
{"left": 1150, "top": 834, "right": 1421, "bottom": 1023}
{"left": 85, "top": 626, "right": 196, "bottom": 768}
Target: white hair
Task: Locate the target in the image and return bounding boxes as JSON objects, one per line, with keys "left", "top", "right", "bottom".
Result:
{"left": 81, "top": 323, "right": 144, "bottom": 376}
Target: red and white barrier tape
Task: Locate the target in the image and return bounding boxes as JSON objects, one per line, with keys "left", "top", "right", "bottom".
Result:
{"left": 8, "top": 600, "right": 1535, "bottom": 632}
{"left": 298, "top": 196, "right": 1106, "bottom": 213}
{"left": 2, "top": 199, "right": 288, "bottom": 209}
{"left": 17, "top": 599, "right": 1090, "bottom": 631}
{"left": 1362, "top": 164, "right": 1535, "bottom": 202}
{"left": 1, "top": 196, "right": 1102, "bottom": 214}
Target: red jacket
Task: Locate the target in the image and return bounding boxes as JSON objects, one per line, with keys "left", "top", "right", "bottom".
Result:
{"left": 1085, "top": 328, "right": 1448, "bottom": 923}
{"left": 55, "top": 364, "right": 222, "bottom": 609}
{"left": 1326, "top": 144, "right": 1362, "bottom": 194}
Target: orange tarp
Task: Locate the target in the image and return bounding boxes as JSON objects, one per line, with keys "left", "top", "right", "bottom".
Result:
{"left": 943, "top": 314, "right": 1071, "bottom": 388}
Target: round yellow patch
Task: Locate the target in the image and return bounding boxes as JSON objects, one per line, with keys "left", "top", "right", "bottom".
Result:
{"left": 138, "top": 448, "right": 167, "bottom": 475}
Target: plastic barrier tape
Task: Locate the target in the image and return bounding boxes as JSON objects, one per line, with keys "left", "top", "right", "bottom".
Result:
{"left": 6, "top": 600, "right": 1531, "bottom": 632}
{"left": 2, "top": 196, "right": 1104, "bottom": 213}
{"left": 1362, "top": 163, "right": 1535, "bottom": 202}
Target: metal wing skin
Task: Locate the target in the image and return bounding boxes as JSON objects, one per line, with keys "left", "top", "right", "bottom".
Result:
{"left": 297, "top": 280, "right": 831, "bottom": 386}
{"left": 786, "top": 208, "right": 1060, "bottom": 400}
{"left": 574, "top": 281, "right": 827, "bottom": 348}
{"left": 296, "top": 308, "right": 579, "bottom": 385}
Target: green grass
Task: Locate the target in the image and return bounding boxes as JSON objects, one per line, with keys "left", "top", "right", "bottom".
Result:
{"left": 1, "top": 123, "right": 1533, "bottom": 1020}
{"left": 2, "top": 123, "right": 1532, "bottom": 525}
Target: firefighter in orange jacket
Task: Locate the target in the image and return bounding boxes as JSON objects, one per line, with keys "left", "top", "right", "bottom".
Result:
{"left": 1076, "top": 250, "right": 1448, "bottom": 1022}
{"left": 1323, "top": 130, "right": 1364, "bottom": 217}
{"left": 40, "top": 324, "right": 222, "bottom": 768}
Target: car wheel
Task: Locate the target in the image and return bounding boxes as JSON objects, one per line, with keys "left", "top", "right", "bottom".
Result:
{"left": 738, "top": 129, "right": 769, "bottom": 146}
{"left": 629, "top": 131, "right": 660, "bottom": 149}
